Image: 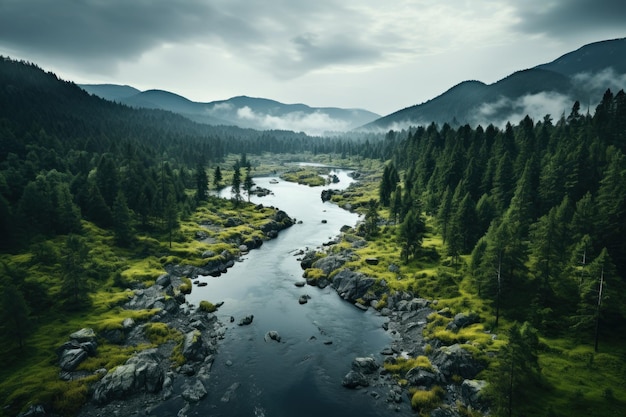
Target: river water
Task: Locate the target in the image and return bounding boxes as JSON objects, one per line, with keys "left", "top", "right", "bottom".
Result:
{"left": 184, "top": 168, "right": 396, "bottom": 417}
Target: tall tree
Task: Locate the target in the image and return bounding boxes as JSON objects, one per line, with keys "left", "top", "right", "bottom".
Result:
{"left": 60, "top": 234, "right": 90, "bottom": 310}
{"left": 213, "top": 166, "right": 223, "bottom": 191}
{"left": 231, "top": 162, "right": 242, "bottom": 206}
{"left": 399, "top": 206, "right": 426, "bottom": 263}
{"left": 0, "top": 279, "right": 31, "bottom": 349}
{"left": 112, "top": 190, "right": 133, "bottom": 247}
{"left": 243, "top": 165, "right": 255, "bottom": 202}
{"left": 195, "top": 159, "right": 209, "bottom": 202}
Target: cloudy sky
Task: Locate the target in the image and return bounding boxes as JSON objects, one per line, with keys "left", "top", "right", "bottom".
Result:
{"left": 0, "top": 0, "right": 624, "bottom": 115}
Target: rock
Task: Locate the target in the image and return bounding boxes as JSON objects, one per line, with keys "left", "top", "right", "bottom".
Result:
{"left": 294, "top": 281, "right": 306, "bottom": 287}
{"left": 321, "top": 189, "right": 337, "bottom": 202}
{"left": 197, "top": 282, "right": 207, "bottom": 287}
{"left": 430, "top": 408, "right": 462, "bottom": 417}
{"left": 300, "top": 251, "right": 319, "bottom": 269}
{"left": 365, "top": 257, "right": 379, "bottom": 265}
{"left": 354, "top": 302, "right": 368, "bottom": 311}
{"left": 221, "top": 382, "right": 240, "bottom": 402}
{"left": 264, "top": 331, "right": 282, "bottom": 342}
{"left": 351, "top": 357, "right": 379, "bottom": 374}
{"left": 238, "top": 315, "right": 254, "bottom": 326}
{"left": 179, "top": 364, "right": 195, "bottom": 376}
{"left": 224, "top": 217, "right": 244, "bottom": 227}
{"left": 181, "top": 379, "right": 207, "bottom": 402}
{"left": 405, "top": 367, "right": 440, "bottom": 388}
{"left": 122, "top": 318, "right": 135, "bottom": 330}
{"left": 446, "top": 312, "right": 480, "bottom": 332}
{"left": 239, "top": 244, "right": 249, "bottom": 253}
{"left": 321, "top": 219, "right": 327, "bottom": 224}
{"left": 312, "top": 254, "right": 348, "bottom": 276}
{"left": 155, "top": 274, "right": 171, "bottom": 287}
{"left": 460, "top": 379, "right": 488, "bottom": 409}
{"left": 100, "top": 329, "right": 125, "bottom": 344}
{"left": 16, "top": 405, "right": 48, "bottom": 417}
{"left": 92, "top": 349, "right": 164, "bottom": 404}
{"left": 299, "top": 295, "right": 310, "bottom": 305}
{"left": 59, "top": 348, "right": 88, "bottom": 372}
{"left": 69, "top": 328, "right": 96, "bottom": 342}
{"left": 201, "top": 250, "right": 216, "bottom": 259}
{"left": 342, "top": 370, "right": 369, "bottom": 388}
{"left": 182, "top": 330, "right": 208, "bottom": 362}
{"left": 331, "top": 269, "right": 376, "bottom": 303}
{"left": 431, "top": 344, "right": 485, "bottom": 380}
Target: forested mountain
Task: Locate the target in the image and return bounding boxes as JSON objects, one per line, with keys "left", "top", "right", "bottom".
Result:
{"left": 365, "top": 37, "right": 626, "bottom": 130}
{"left": 0, "top": 57, "right": 378, "bottom": 252}
{"left": 80, "top": 84, "right": 381, "bottom": 134}
{"left": 379, "top": 90, "right": 626, "bottom": 339}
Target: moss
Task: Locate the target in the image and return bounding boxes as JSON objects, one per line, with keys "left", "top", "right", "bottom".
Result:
{"left": 198, "top": 300, "right": 218, "bottom": 313}
{"left": 179, "top": 277, "right": 192, "bottom": 294}
{"left": 303, "top": 267, "right": 326, "bottom": 281}
{"left": 384, "top": 355, "right": 433, "bottom": 374}
{"left": 410, "top": 385, "right": 445, "bottom": 411}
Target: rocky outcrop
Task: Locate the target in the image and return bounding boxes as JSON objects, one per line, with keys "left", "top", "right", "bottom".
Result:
{"left": 92, "top": 349, "right": 165, "bottom": 404}
{"left": 57, "top": 328, "right": 98, "bottom": 373}
{"left": 331, "top": 269, "right": 376, "bottom": 303}
{"left": 341, "top": 370, "right": 369, "bottom": 389}
{"left": 182, "top": 330, "right": 212, "bottom": 362}
{"left": 181, "top": 379, "right": 207, "bottom": 402}
{"left": 446, "top": 312, "right": 480, "bottom": 332}
{"left": 264, "top": 331, "right": 281, "bottom": 342}
{"left": 351, "top": 357, "right": 379, "bottom": 374}
{"left": 431, "top": 344, "right": 485, "bottom": 381}
{"left": 238, "top": 315, "right": 254, "bottom": 326}
{"left": 311, "top": 254, "right": 350, "bottom": 276}
{"left": 460, "top": 379, "right": 488, "bottom": 410}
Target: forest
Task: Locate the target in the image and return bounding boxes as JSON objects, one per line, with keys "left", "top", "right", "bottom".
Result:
{"left": 1, "top": 56, "right": 626, "bottom": 417}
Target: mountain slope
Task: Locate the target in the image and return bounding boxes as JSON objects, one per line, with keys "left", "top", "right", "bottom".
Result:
{"left": 80, "top": 85, "right": 381, "bottom": 135}
{"left": 364, "top": 37, "right": 626, "bottom": 130}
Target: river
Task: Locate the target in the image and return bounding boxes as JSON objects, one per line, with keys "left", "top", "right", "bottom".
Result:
{"left": 183, "top": 167, "right": 400, "bottom": 417}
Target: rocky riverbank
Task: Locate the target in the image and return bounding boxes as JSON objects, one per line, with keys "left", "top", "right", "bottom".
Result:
{"left": 299, "top": 233, "right": 491, "bottom": 416}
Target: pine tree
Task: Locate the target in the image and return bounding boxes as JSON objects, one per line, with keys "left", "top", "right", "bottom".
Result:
{"left": 243, "top": 165, "right": 255, "bottom": 202}
{"left": 363, "top": 199, "right": 380, "bottom": 239}
{"left": 60, "top": 234, "right": 91, "bottom": 310}
{"left": 0, "top": 280, "right": 31, "bottom": 349}
{"left": 399, "top": 206, "right": 426, "bottom": 263}
{"left": 195, "top": 159, "right": 209, "bottom": 202}
{"left": 231, "top": 162, "right": 242, "bottom": 206}
{"left": 213, "top": 166, "right": 223, "bottom": 190}
{"left": 112, "top": 191, "right": 133, "bottom": 247}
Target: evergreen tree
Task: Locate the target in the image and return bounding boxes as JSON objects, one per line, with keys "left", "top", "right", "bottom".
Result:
{"left": 363, "top": 199, "right": 380, "bottom": 239}
{"left": 436, "top": 186, "right": 453, "bottom": 244}
{"left": 164, "top": 192, "right": 178, "bottom": 248}
{"left": 54, "top": 182, "right": 82, "bottom": 235}
{"left": 112, "top": 191, "right": 133, "bottom": 247}
{"left": 389, "top": 185, "right": 403, "bottom": 224}
{"left": 399, "top": 206, "right": 426, "bottom": 263}
{"left": 60, "top": 234, "right": 90, "bottom": 310}
{"left": 213, "top": 166, "right": 223, "bottom": 190}
{"left": 0, "top": 279, "right": 31, "bottom": 349}
{"left": 195, "top": 159, "right": 209, "bottom": 202}
{"left": 486, "top": 322, "right": 540, "bottom": 417}
{"left": 231, "top": 162, "right": 242, "bottom": 206}
{"left": 243, "top": 165, "right": 255, "bottom": 202}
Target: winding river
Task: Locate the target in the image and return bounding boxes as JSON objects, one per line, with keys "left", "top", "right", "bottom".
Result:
{"left": 183, "top": 167, "right": 399, "bottom": 417}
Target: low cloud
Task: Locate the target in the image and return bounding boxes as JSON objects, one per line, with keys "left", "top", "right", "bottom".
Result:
{"left": 235, "top": 106, "right": 352, "bottom": 136}
{"left": 473, "top": 92, "right": 574, "bottom": 127}
{"left": 572, "top": 67, "right": 626, "bottom": 97}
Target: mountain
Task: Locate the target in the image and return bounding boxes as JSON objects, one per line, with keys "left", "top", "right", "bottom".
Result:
{"left": 364, "top": 37, "right": 626, "bottom": 130}
{"left": 80, "top": 85, "right": 380, "bottom": 135}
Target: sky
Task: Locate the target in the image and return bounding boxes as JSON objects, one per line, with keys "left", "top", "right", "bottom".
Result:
{"left": 0, "top": 0, "right": 625, "bottom": 116}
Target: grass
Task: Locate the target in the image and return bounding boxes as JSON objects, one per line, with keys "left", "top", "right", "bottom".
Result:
{"left": 384, "top": 355, "right": 434, "bottom": 375}
{"left": 410, "top": 385, "right": 445, "bottom": 412}
{"left": 198, "top": 300, "right": 218, "bottom": 313}
{"left": 280, "top": 167, "right": 328, "bottom": 186}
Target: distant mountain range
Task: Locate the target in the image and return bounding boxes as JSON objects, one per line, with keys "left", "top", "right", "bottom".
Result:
{"left": 79, "top": 84, "right": 380, "bottom": 136}
{"left": 363, "top": 37, "right": 626, "bottom": 130}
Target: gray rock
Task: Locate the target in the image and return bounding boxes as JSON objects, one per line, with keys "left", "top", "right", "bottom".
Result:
{"left": 446, "top": 312, "right": 480, "bottom": 332}
{"left": 92, "top": 349, "right": 164, "bottom": 404}
{"left": 342, "top": 370, "right": 369, "bottom": 388}
{"left": 365, "top": 257, "right": 379, "bottom": 265}
{"left": 460, "top": 379, "right": 488, "bottom": 409}
{"left": 221, "top": 382, "right": 240, "bottom": 402}
{"left": 430, "top": 408, "right": 462, "bottom": 417}
{"left": 201, "top": 250, "right": 216, "bottom": 259}
{"left": 331, "top": 269, "right": 375, "bottom": 303}
{"left": 238, "top": 315, "right": 254, "bottom": 326}
{"left": 405, "top": 367, "right": 440, "bottom": 387}
{"left": 351, "top": 357, "right": 379, "bottom": 374}
{"left": 182, "top": 330, "right": 208, "bottom": 362}
{"left": 122, "top": 318, "right": 136, "bottom": 330}
{"left": 431, "top": 344, "right": 485, "bottom": 380}
{"left": 312, "top": 254, "right": 348, "bottom": 276}
{"left": 299, "top": 294, "right": 310, "bottom": 304}
{"left": 59, "top": 348, "right": 88, "bottom": 371}
{"left": 155, "top": 274, "right": 171, "bottom": 287}
{"left": 264, "top": 331, "right": 282, "bottom": 342}
{"left": 299, "top": 251, "right": 319, "bottom": 270}
{"left": 181, "top": 379, "right": 207, "bottom": 402}
{"left": 70, "top": 328, "right": 96, "bottom": 342}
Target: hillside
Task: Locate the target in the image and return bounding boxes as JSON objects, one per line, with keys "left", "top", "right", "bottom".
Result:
{"left": 80, "top": 85, "right": 381, "bottom": 135}
{"left": 364, "top": 37, "right": 626, "bottom": 130}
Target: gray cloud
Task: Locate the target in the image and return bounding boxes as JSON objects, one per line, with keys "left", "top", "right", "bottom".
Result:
{"left": 513, "top": 0, "right": 626, "bottom": 37}
{"left": 0, "top": 0, "right": 389, "bottom": 76}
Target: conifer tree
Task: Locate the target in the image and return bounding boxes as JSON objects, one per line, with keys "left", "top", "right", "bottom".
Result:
{"left": 112, "top": 190, "right": 133, "bottom": 247}
{"left": 231, "top": 161, "right": 242, "bottom": 206}
{"left": 195, "top": 159, "right": 209, "bottom": 202}
{"left": 0, "top": 279, "right": 31, "bottom": 349}
{"left": 243, "top": 165, "right": 255, "bottom": 202}
{"left": 213, "top": 166, "right": 223, "bottom": 190}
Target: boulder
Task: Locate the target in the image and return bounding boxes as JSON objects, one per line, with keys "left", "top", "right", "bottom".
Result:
{"left": 365, "top": 257, "right": 379, "bottom": 265}
{"left": 264, "top": 331, "right": 281, "bottom": 342}
{"left": 181, "top": 379, "right": 207, "bottom": 402}
{"left": 351, "top": 357, "right": 379, "bottom": 374}
{"left": 312, "top": 254, "right": 348, "bottom": 276}
{"left": 92, "top": 349, "right": 164, "bottom": 404}
{"left": 155, "top": 274, "right": 171, "bottom": 287}
{"left": 460, "top": 379, "right": 488, "bottom": 410}
{"left": 298, "top": 295, "right": 310, "bottom": 305}
{"left": 224, "top": 217, "right": 244, "bottom": 227}
{"left": 331, "top": 269, "right": 375, "bottom": 303}
{"left": 300, "top": 251, "right": 319, "bottom": 269}
{"left": 405, "top": 367, "right": 440, "bottom": 388}
{"left": 59, "top": 348, "right": 88, "bottom": 372}
{"left": 221, "top": 382, "right": 240, "bottom": 402}
{"left": 431, "top": 344, "right": 485, "bottom": 380}
{"left": 70, "top": 328, "right": 96, "bottom": 342}
{"left": 122, "top": 318, "right": 136, "bottom": 330}
{"left": 446, "top": 312, "right": 480, "bottom": 332}
{"left": 341, "top": 371, "right": 369, "bottom": 389}
{"left": 182, "top": 330, "right": 209, "bottom": 362}
{"left": 238, "top": 315, "right": 254, "bottom": 326}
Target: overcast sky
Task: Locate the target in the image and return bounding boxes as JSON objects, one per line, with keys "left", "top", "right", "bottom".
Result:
{"left": 0, "top": 0, "right": 624, "bottom": 115}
